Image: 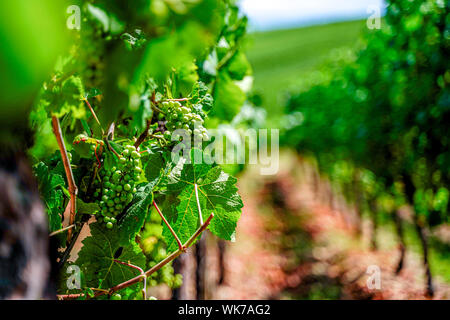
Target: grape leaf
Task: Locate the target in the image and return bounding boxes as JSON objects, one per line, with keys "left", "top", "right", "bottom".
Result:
{"left": 227, "top": 51, "right": 251, "bottom": 81}
{"left": 84, "top": 88, "right": 102, "bottom": 99}
{"left": 163, "top": 150, "right": 243, "bottom": 252}
{"left": 42, "top": 75, "right": 86, "bottom": 119}
{"left": 47, "top": 189, "right": 64, "bottom": 232}
{"left": 76, "top": 223, "right": 146, "bottom": 289}
{"left": 143, "top": 151, "right": 165, "bottom": 184}
{"left": 191, "top": 81, "right": 213, "bottom": 112}
{"left": 118, "top": 181, "right": 157, "bottom": 245}
{"left": 76, "top": 199, "right": 100, "bottom": 215}
{"left": 34, "top": 162, "right": 66, "bottom": 232}
{"left": 103, "top": 151, "right": 118, "bottom": 171}
{"left": 211, "top": 71, "right": 245, "bottom": 121}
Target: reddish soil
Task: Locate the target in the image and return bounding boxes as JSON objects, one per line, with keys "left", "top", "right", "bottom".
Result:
{"left": 210, "top": 155, "right": 450, "bottom": 300}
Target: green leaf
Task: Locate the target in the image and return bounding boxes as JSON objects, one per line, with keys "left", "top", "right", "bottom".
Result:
{"left": 86, "top": 4, "right": 124, "bottom": 35}
{"left": 129, "top": 77, "right": 156, "bottom": 132}
{"left": 85, "top": 88, "right": 102, "bottom": 99}
{"left": 143, "top": 151, "right": 165, "bottom": 184}
{"left": 118, "top": 182, "right": 157, "bottom": 245}
{"left": 76, "top": 223, "right": 146, "bottom": 289}
{"left": 211, "top": 72, "right": 245, "bottom": 121}
{"left": 34, "top": 162, "right": 66, "bottom": 232}
{"left": 47, "top": 189, "right": 64, "bottom": 232}
{"left": 76, "top": 199, "right": 100, "bottom": 215}
{"left": 227, "top": 51, "right": 251, "bottom": 81}
{"left": 163, "top": 149, "right": 243, "bottom": 252}
{"left": 34, "top": 162, "right": 65, "bottom": 196}
{"left": 103, "top": 151, "right": 118, "bottom": 171}
{"left": 108, "top": 141, "right": 124, "bottom": 154}
{"left": 46, "top": 76, "right": 86, "bottom": 118}
{"left": 191, "top": 81, "right": 213, "bottom": 112}
{"left": 86, "top": 4, "right": 109, "bottom": 33}
{"left": 80, "top": 119, "right": 92, "bottom": 135}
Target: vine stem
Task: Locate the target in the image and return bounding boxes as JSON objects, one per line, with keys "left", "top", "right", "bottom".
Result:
{"left": 163, "top": 98, "right": 191, "bottom": 102}
{"left": 52, "top": 115, "right": 78, "bottom": 242}
{"left": 82, "top": 98, "right": 104, "bottom": 135}
{"left": 49, "top": 224, "right": 75, "bottom": 237}
{"left": 114, "top": 260, "right": 146, "bottom": 300}
{"left": 105, "top": 122, "right": 120, "bottom": 158}
{"left": 134, "top": 119, "right": 151, "bottom": 150}
{"left": 57, "top": 212, "right": 214, "bottom": 300}
{"left": 194, "top": 184, "right": 204, "bottom": 225}
{"left": 153, "top": 200, "right": 185, "bottom": 251}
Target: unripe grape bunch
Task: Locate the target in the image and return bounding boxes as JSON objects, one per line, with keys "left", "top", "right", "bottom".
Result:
{"left": 160, "top": 101, "right": 209, "bottom": 141}
{"left": 94, "top": 144, "right": 142, "bottom": 228}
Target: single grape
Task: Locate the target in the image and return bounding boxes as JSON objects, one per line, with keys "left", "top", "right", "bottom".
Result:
{"left": 106, "top": 222, "right": 113, "bottom": 229}
{"left": 131, "top": 151, "right": 140, "bottom": 159}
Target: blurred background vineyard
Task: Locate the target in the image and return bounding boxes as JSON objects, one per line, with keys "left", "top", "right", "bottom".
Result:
{"left": 180, "top": 0, "right": 450, "bottom": 300}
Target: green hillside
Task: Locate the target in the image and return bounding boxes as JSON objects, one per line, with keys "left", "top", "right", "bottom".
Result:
{"left": 246, "top": 20, "right": 366, "bottom": 112}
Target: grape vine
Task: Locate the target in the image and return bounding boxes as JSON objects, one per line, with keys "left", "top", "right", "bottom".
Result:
{"left": 24, "top": 0, "right": 251, "bottom": 300}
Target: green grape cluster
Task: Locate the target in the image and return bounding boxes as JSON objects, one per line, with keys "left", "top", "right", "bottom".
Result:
{"left": 95, "top": 144, "right": 142, "bottom": 228}
{"left": 160, "top": 101, "right": 209, "bottom": 141}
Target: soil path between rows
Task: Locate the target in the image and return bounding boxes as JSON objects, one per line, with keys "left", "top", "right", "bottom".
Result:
{"left": 211, "top": 155, "right": 450, "bottom": 300}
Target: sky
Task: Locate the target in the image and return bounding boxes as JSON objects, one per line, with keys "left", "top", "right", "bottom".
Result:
{"left": 238, "top": 0, "right": 386, "bottom": 31}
